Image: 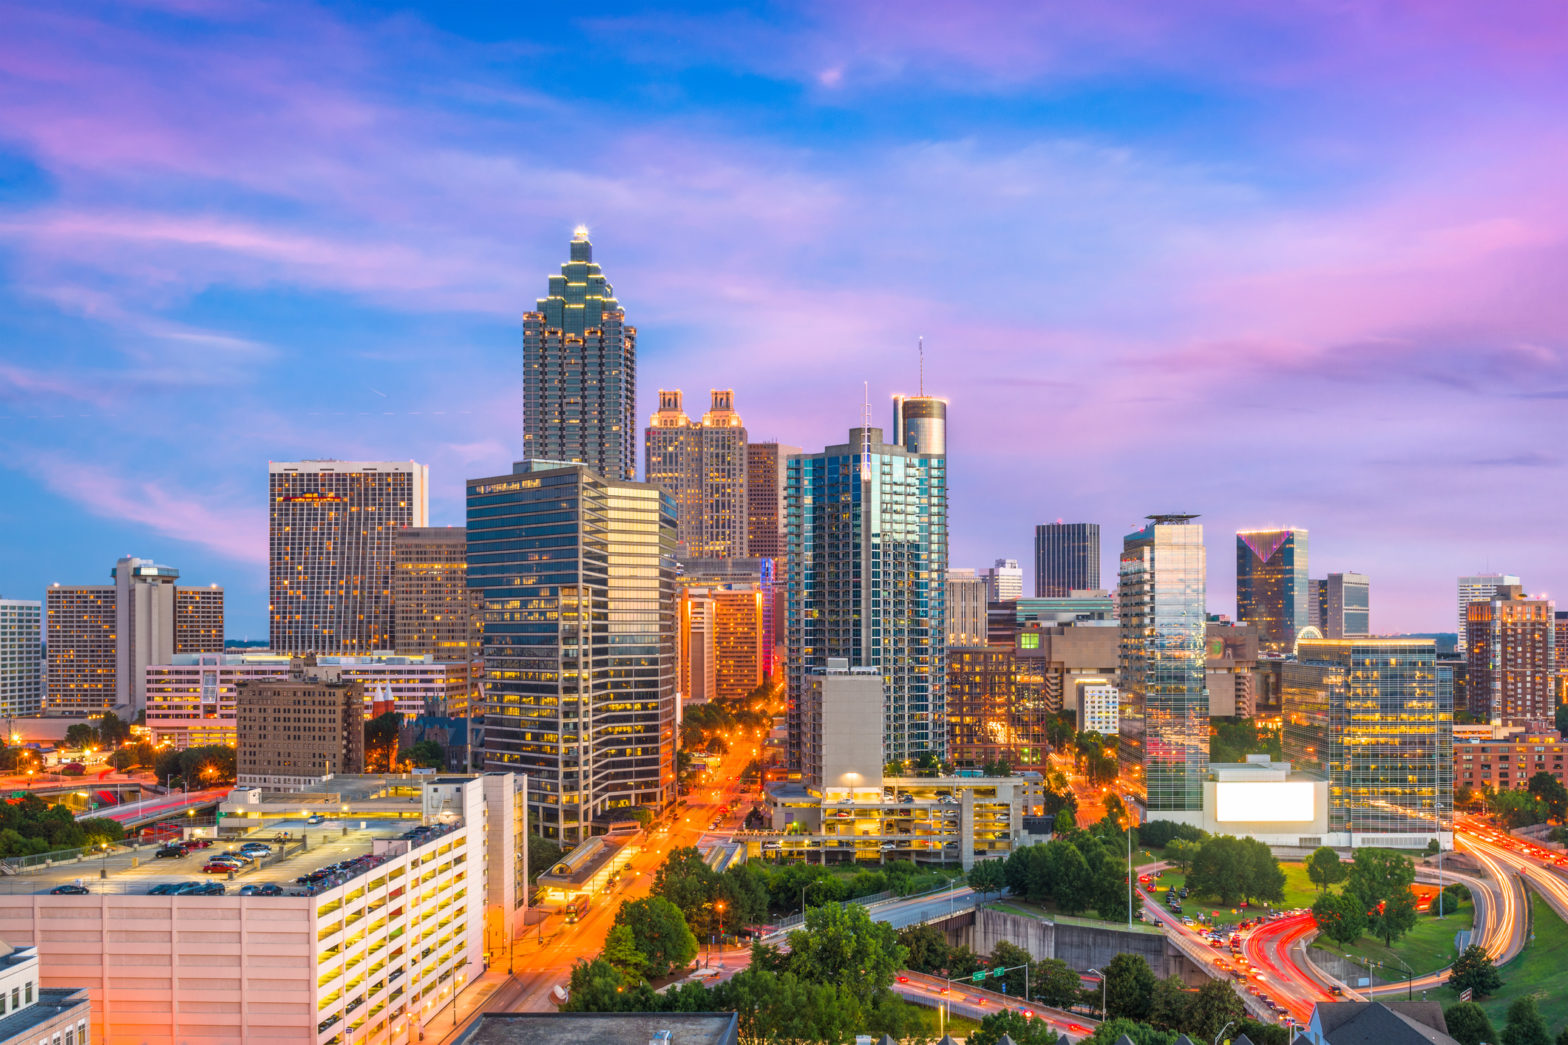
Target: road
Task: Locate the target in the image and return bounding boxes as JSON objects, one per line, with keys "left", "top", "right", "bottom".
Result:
{"left": 893, "top": 969, "right": 1096, "bottom": 1041}
{"left": 77, "top": 787, "right": 230, "bottom": 824}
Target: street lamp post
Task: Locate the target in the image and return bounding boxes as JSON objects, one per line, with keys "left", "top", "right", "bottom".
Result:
{"left": 1213, "top": 1020, "right": 1238, "bottom": 1045}
{"left": 1088, "top": 967, "right": 1107, "bottom": 1019}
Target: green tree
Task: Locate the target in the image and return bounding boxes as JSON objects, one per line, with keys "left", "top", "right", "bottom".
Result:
{"left": 970, "top": 1008, "right": 1061, "bottom": 1045}
{"left": 1166, "top": 838, "right": 1201, "bottom": 874}
{"left": 612, "top": 896, "right": 697, "bottom": 977}
{"left": 94, "top": 712, "right": 130, "bottom": 748}
{"left": 1306, "top": 846, "right": 1346, "bottom": 893}
{"left": 561, "top": 957, "right": 655, "bottom": 1012}
{"left": 898, "top": 924, "right": 950, "bottom": 974}
{"left": 64, "top": 724, "right": 96, "bottom": 750}
{"left": 1345, "top": 848, "right": 1419, "bottom": 946}
{"left": 1447, "top": 945, "right": 1503, "bottom": 998}
{"left": 1311, "top": 890, "right": 1367, "bottom": 946}
{"left": 1189, "top": 835, "right": 1248, "bottom": 904}
{"left": 1103, "top": 952, "right": 1156, "bottom": 1021}
{"left": 400, "top": 739, "right": 445, "bottom": 768}
{"left": 1185, "top": 978, "right": 1246, "bottom": 1043}
{"left": 1557, "top": 703, "right": 1568, "bottom": 739}
{"left": 1083, "top": 1018, "right": 1178, "bottom": 1045}
{"left": 1240, "top": 837, "right": 1286, "bottom": 903}
{"left": 786, "top": 901, "right": 905, "bottom": 988}
{"left": 989, "top": 940, "right": 1034, "bottom": 998}
{"left": 1527, "top": 772, "right": 1568, "bottom": 822}
{"left": 1031, "top": 958, "right": 1083, "bottom": 1008}
{"left": 1502, "top": 997, "right": 1551, "bottom": 1045}
{"left": 1491, "top": 788, "right": 1548, "bottom": 828}
{"left": 599, "top": 923, "right": 646, "bottom": 979}
{"left": 527, "top": 835, "right": 564, "bottom": 882}
{"left": 1444, "top": 1002, "right": 1497, "bottom": 1045}
{"left": 1438, "top": 883, "right": 1470, "bottom": 914}
{"left": 969, "top": 857, "right": 1007, "bottom": 899}
{"left": 363, "top": 711, "right": 402, "bottom": 773}
{"left": 652, "top": 846, "right": 719, "bottom": 927}
{"left": 1053, "top": 807, "right": 1078, "bottom": 835}
{"left": 714, "top": 969, "right": 862, "bottom": 1045}
{"left": 1149, "top": 976, "right": 1193, "bottom": 1031}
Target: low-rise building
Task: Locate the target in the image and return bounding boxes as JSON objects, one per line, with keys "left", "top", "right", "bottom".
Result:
{"left": 1455, "top": 726, "right": 1568, "bottom": 794}
{"left": 0, "top": 945, "right": 89, "bottom": 1045}
{"left": 236, "top": 659, "right": 367, "bottom": 789}
{"left": 0, "top": 773, "right": 526, "bottom": 1045}
{"left": 457, "top": 1013, "right": 739, "bottom": 1045}
{"left": 1187, "top": 756, "right": 1332, "bottom": 847}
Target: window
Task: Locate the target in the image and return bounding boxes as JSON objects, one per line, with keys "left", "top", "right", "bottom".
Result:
{"left": 24, "top": 983, "right": 31, "bottom": 1003}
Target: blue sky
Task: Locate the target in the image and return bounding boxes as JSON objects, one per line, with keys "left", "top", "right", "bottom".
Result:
{"left": 2, "top": 0, "right": 1566, "bottom": 637}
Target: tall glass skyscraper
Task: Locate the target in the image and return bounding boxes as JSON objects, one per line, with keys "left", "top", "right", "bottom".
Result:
{"left": 522, "top": 228, "right": 637, "bottom": 480}
{"left": 786, "top": 425, "right": 947, "bottom": 768}
{"left": 1236, "top": 528, "right": 1309, "bottom": 654}
{"left": 1117, "top": 515, "right": 1207, "bottom": 818}
{"left": 1035, "top": 522, "right": 1100, "bottom": 597}
{"left": 644, "top": 389, "right": 749, "bottom": 558}
{"left": 1284, "top": 639, "right": 1450, "bottom": 846}
{"left": 467, "top": 462, "right": 676, "bottom": 843}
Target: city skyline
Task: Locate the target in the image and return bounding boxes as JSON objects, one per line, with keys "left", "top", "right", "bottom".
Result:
{"left": 3, "top": 3, "right": 1567, "bottom": 636}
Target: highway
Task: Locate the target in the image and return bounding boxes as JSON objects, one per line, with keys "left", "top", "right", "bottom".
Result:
{"left": 77, "top": 787, "right": 230, "bottom": 824}
{"left": 892, "top": 969, "right": 1096, "bottom": 1041}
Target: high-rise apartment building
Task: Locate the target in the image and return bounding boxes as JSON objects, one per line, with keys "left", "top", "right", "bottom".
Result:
{"left": 1284, "top": 638, "right": 1450, "bottom": 847}
{"left": 676, "top": 586, "right": 766, "bottom": 705}
{"left": 393, "top": 527, "right": 482, "bottom": 661}
{"left": 1466, "top": 585, "right": 1557, "bottom": 723}
{"left": 892, "top": 394, "right": 947, "bottom": 455}
{"left": 468, "top": 462, "right": 676, "bottom": 843}
{"left": 1035, "top": 522, "right": 1100, "bottom": 597}
{"left": 1236, "top": 528, "right": 1309, "bottom": 654}
{"left": 1118, "top": 515, "right": 1208, "bottom": 820}
{"left": 0, "top": 600, "right": 42, "bottom": 716}
{"left": 745, "top": 441, "right": 801, "bottom": 568}
{"left": 1457, "top": 573, "right": 1522, "bottom": 655}
{"left": 522, "top": 228, "right": 636, "bottom": 480}
{"left": 235, "top": 660, "right": 367, "bottom": 788}
{"left": 269, "top": 460, "right": 428, "bottom": 654}
{"left": 645, "top": 389, "right": 748, "bottom": 558}
{"left": 1313, "top": 572, "right": 1370, "bottom": 639}
{"left": 46, "top": 557, "right": 223, "bottom": 715}
{"left": 787, "top": 424, "right": 947, "bottom": 767}
{"left": 946, "top": 569, "right": 987, "bottom": 646}
{"left": 983, "top": 558, "right": 1024, "bottom": 603}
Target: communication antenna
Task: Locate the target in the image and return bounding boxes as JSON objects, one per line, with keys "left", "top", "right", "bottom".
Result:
{"left": 918, "top": 336, "right": 925, "bottom": 396}
{"left": 861, "top": 381, "right": 873, "bottom": 480}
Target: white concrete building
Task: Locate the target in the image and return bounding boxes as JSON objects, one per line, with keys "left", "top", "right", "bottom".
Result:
{"left": 0, "top": 599, "right": 42, "bottom": 717}
{"left": 1076, "top": 680, "right": 1119, "bottom": 735}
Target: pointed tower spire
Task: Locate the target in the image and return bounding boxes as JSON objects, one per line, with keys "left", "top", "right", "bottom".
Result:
{"left": 918, "top": 335, "right": 925, "bottom": 396}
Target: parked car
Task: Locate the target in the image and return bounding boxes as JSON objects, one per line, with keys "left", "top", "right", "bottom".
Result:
{"left": 148, "top": 883, "right": 184, "bottom": 895}
{"left": 50, "top": 884, "right": 89, "bottom": 895}
{"left": 220, "top": 851, "right": 254, "bottom": 864}
{"left": 179, "top": 881, "right": 225, "bottom": 896}
{"left": 203, "top": 860, "right": 241, "bottom": 874}
{"left": 239, "top": 844, "right": 272, "bottom": 856}
{"left": 239, "top": 883, "right": 284, "bottom": 897}
{"left": 306, "top": 815, "right": 324, "bottom": 825}
{"left": 155, "top": 845, "right": 188, "bottom": 859}
{"left": 184, "top": 839, "right": 213, "bottom": 850}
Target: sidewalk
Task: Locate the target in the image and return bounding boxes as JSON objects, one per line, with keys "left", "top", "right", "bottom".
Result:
{"left": 425, "top": 967, "right": 518, "bottom": 1045}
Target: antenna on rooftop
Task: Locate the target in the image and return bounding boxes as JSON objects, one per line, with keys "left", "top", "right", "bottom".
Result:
{"left": 918, "top": 336, "right": 925, "bottom": 396}
{"left": 861, "top": 381, "right": 872, "bottom": 480}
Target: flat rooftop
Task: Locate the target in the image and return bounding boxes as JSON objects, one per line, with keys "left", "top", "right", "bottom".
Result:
{"left": 456, "top": 1013, "right": 739, "bottom": 1045}
{"left": 0, "top": 815, "right": 442, "bottom": 897}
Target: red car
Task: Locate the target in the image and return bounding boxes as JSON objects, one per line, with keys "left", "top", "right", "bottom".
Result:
{"left": 896, "top": 976, "right": 908, "bottom": 983}
{"left": 203, "top": 860, "right": 241, "bottom": 874}
{"left": 185, "top": 839, "right": 213, "bottom": 849}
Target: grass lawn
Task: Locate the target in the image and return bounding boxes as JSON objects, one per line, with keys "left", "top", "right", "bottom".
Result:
{"left": 1424, "top": 895, "right": 1568, "bottom": 1033}
{"left": 1145, "top": 862, "right": 1319, "bottom": 928}
{"left": 986, "top": 898, "right": 1163, "bottom": 935}
{"left": 1311, "top": 905, "right": 1475, "bottom": 979}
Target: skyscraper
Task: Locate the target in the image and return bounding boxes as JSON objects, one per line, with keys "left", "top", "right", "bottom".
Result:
{"left": 983, "top": 559, "right": 1024, "bottom": 603}
{"left": 1118, "top": 515, "right": 1208, "bottom": 820}
{"left": 175, "top": 585, "right": 225, "bottom": 653}
{"left": 1457, "top": 574, "right": 1522, "bottom": 655}
{"left": 1236, "top": 528, "right": 1310, "bottom": 653}
{"left": 1284, "top": 638, "right": 1450, "bottom": 847}
{"left": 745, "top": 441, "right": 801, "bottom": 568}
{"left": 468, "top": 461, "right": 676, "bottom": 843}
{"left": 946, "top": 568, "right": 987, "bottom": 646}
{"left": 268, "top": 460, "right": 428, "bottom": 654}
{"left": 1035, "top": 522, "right": 1100, "bottom": 598}
{"left": 645, "top": 389, "right": 748, "bottom": 558}
{"left": 1466, "top": 584, "right": 1556, "bottom": 723}
{"left": 0, "top": 599, "right": 42, "bottom": 716}
{"left": 892, "top": 394, "right": 947, "bottom": 455}
{"left": 522, "top": 228, "right": 637, "bottom": 480}
{"left": 393, "top": 527, "right": 483, "bottom": 661}
{"left": 787, "top": 423, "right": 947, "bottom": 767}
{"left": 1314, "top": 572, "right": 1370, "bottom": 638}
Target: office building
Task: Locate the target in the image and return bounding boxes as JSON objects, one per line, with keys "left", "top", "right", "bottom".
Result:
{"left": 523, "top": 227, "right": 636, "bottom": 480}
{"left": 468, "top": 462, "right": 676, "bottom": 843}
{"left": 393, "top": 527, "right": 483, "bottom": 661}
{"left": 745, "top": 441, "right": 800, "bottom": 569}
{"left": 891, "top": 393, "right": 947, "bottom": 455}
{"left": 146, "top": 652, "right": 478, "bottom": 749}
{"left": 983, "top": 558, "right": 1024, "bottom": 604}
{"left": 1454, "top": 723, "right": 1568, "bottom": 795}
{"left": 946, "top": 647, "right": 1016, "bottom": 772}
{"left": 1558, "top": 612, "right": 1568, "bottom": 673}
{"left": 0, "top": 600, "right": 43, "bottom": 716}
{"left": 1312, "top": 572, "right": 1370, "bottom": 639}
{"left": 679, "top": 557, "right": 781, "bottom": 677}
{"left": 786, "top": 424, "right": 947, "bottom": 767}
{"left": 678, "top": 589, "right": 716, "bottom": 705}
{"left": 236, "top": 659, "right": 367, "bottom": 788}
{"left": 946, "top": 569, "right": 987, "bottom": 646}
{"left": 1206, "top": 621, "right": 1261, "bottom": 718}
{"left": 269, "top": 460, "right": 429, "bottom": 654}
{"left": 1118, "top": 515, "right": 1208, "bottom": 820}
{"left": 0, "top": 946, "right": 88, "bottom": 1045}
{"left": 677, "top": 586, "right": 765, "bottom": 705}
{"left": 989, "top": 592, "right": 1115, "bottom": 644}
{"left": 1035, "top": 522, "right": 1100, "bottom": 598}
{"left": 1236, "top": 528, "right": 1310, "bottom": 654}
{"left": 1457, "top": 573, "right": 1521, "bottom": 655}
{"left": 0, "top": 774, "right": 525, "bottom": 1045}
{"left": 645, "top": 389, "right": 748, "bottom": 558}
{"left": 1079, "top": 682, "right": 1119, "bottom": 735}
{"left": 800, "top": 659, "right": 885, "bottom": 792}
{"left": 46, "top": 557, "right": 222, "bottom": 715}
{"left": 1466, "top": 584, "right": 1557, "bottom": 723}
{"left": 1284, "top": 638, "right": 1451, "bottom": 847}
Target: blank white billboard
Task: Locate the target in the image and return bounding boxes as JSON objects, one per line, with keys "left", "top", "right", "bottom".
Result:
{"left": 1215, "top": 781, "right": 1315, "bottom": 823}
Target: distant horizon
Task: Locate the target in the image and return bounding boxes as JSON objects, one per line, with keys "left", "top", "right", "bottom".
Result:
{"left": 2, "top": 3, "right": 1564, "bottom": 637}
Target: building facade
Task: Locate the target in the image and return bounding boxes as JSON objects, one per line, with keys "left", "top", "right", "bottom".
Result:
{"left": 1236, "top": 528, "right": 1309, "bottom": 654}
{"left": 1457, "top": 573, "right": 1521, "bottom": 655}
{"left": 946, "top": 647, "right": 1016, "bottom": 772}
{"left": 0, "top": 600, "right": 42, "bottom": 716}
{"left": 146, "top": 653, "right": 478, "bottom": 749}
{"left": 945, "top": 569, "right": 987, "bottom": 647}
{"left": 1284, "top": 638, "right": 1451, "bottom": 847}
{"left": 1466, "top": 585, "right": 1557, "bottom": 723}
{"left": 786, "top": 425, "right": 947, "bottom": 767}
{"left": 522, "top": 228, "right": 636, "bottom": 480}
{"left": 44, "top": 585, "right": 116, "bottom": 713}
{"left": 644, "top": 389, "right": 749, "bottom": 559}
{"left": 235, "top": 663, "right": 368, "bottom": 788}
{"left": 1313, "top": 572, "right": 1370, "bottom": 639}
{"left": 393, "top": 527, "right": 483, "bottom": 661}
{"left": 1118, "top": 515, "right": 1208, "bottom": 820}
{"left": 1035, "top": 522, "right": 1100, "bottom": 598}
{"left": 745, "top": 442, "right": 800, "bottom": 569}
{"left": 983, "top": 559, "right": 1024, "bottom": 604}
{"left": 1455, "top": 728, "right": 1568, "bottom": 795}
{"left": 269, "top": 460, "right": 429, "bottom": 654}
{"left": 891, "top": 394, "right": 947, "bottom": 455}
{"left": 174, "top": 586, "right": 224, "bottom": 653}
{"left": 468, "top": 462, "right": 677, "bottom": 843}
